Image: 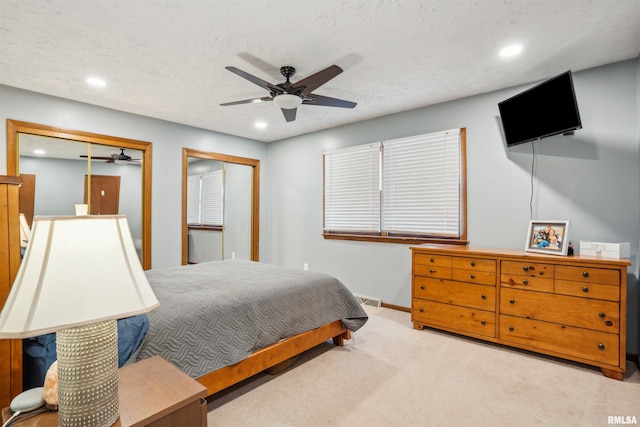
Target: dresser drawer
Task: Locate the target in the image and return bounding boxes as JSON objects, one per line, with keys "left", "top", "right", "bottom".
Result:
{"left": 414, "top": 253, "right": 451, "bottom": 267}
{"left": 414, "top": 277, "right": 495, "bottom": 311}
{"left": 555, "top": 266, "right": 619, "bottom": 286}
{"left": 414, "top": 264, "right": 451, "bottom": 279}
{"left": 413, "top": 299, "right": 495, "bottom": 337}
{"left": 452, "top": 269, "right": 496, "bottom": 286}
{"left": 501, "top": 261, "right": 554, "bottom": 279}
{"left": 500, "top": 274, "right": 553, "bottom": 293}
{"left": 500, "top": 288, "right": 619, "bottom": 333}
{"left": 452, "top": 257, "right": 496, "bottom": 272}
{"left": 499, "top": 315, "right": 619, "bottom": 366}
{"left": 555, "top": 280, "right": 619, "bottom": 302}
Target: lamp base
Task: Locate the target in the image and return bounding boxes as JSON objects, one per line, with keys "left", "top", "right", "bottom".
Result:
{"left": 56, "top": 320, "right": 119, "bottom": 427}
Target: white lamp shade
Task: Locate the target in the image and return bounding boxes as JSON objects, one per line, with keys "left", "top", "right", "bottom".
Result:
{"left": 273, "top": 93, "right": 302, "bottom": 109}
{"left": 0, "top": 215, "right": 159, "bottom": 338}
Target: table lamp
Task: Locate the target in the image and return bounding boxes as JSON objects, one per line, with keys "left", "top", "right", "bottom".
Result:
{"left": 0, "top": 215, "right": 159, "bottom": 427}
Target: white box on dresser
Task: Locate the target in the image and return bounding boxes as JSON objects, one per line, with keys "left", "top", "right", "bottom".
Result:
{"left": 580, "top": 241, "right": 630, "bottom": 259}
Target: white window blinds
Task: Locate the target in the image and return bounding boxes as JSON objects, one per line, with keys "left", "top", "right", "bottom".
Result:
{"left": 382, "top": 129, "right": 461, "bottom": 236}
{"left": 201, "top": 170, "right": 224, "bottom": 226}
{"left": 187, "top": 170, "right": 224, "bottom": 226}
{"left": 323, "top": 128, "right": 462, "bottom": 238}
{"left": 187, "top": 175, "right": 201, "bottom": 224}
{"left": 324, "top": 142, "right": 381, "bottom": 232}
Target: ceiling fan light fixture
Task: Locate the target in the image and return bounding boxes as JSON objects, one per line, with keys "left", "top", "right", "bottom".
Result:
{"left": 273, "top": 93, "right": 302, "bottom": 110}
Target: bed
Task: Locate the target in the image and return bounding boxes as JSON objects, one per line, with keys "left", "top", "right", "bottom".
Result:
{"left": 138, "top": 259, "right": 368, "bottom": 394}
{"left": 24, "top": 259, "right": 368, "bottom": 396}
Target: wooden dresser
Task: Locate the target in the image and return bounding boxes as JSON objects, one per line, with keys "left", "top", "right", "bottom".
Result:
{"left": 0, "top": 176, "right": 23, "bottom": 408}
{"left": 411, "top": 244, "right": 631, "bottom": 380}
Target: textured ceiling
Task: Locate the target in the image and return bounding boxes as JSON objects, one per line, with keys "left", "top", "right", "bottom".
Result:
{"left": 1, "top": 0, "right": 639, "bottom": 143}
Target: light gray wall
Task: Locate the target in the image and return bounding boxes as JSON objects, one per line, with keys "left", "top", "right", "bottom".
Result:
{"left": 0, "top": 59, "right": 637, "bottom": 354}
{"left": 268, "top": 59, "right": 640, "bottom": 354}
{"left": 0, "top": 85, "right": 269, "bottom": 268}
{"left": 223, "top": 162, "right": 253, "bottom": 260}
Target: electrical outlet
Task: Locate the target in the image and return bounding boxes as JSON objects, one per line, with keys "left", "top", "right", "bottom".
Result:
{"left": 303, "top": 263, "right": 309, "bottom": 271}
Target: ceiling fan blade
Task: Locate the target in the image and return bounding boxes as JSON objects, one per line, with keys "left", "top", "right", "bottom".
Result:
{"left": 281, "top": 108, "right": 297, "bottom": 122}
{"left": 220, "top": 97, "right": 273, "bottom": 107}
{"left": 225, "top": 67, "right": 283, "bottom": 94}
{"left": 79, "top": 155, "right": 114, "bottom": 160}
{"left": 290, "top": 65, "right": 343, "bottom": 95}
{"left": 303, "top": 94, "right": 357, "bottom": 108}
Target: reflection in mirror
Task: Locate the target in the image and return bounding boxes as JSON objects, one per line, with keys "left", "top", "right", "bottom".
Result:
{"left": 6, "top": 120, "right": 152, "bottom": 269}
{"left": 222, "top": 162, "right": 252, "bottom": 260}
{"left": 186, "top": 159, "right": 224, "bottom": 262}
{"left": 182, "top": 148, "right": 259, "bottom": 265}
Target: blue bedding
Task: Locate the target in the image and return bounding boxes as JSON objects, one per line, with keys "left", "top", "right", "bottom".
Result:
{"left": 22, "top": 314, "right": 149, "bottom": 389}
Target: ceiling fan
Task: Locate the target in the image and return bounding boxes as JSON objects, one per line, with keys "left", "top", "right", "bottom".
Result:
{"left": 80, "top": 148, "right": 141, "bottom": 163}
{"left": 220, "top": 65, "right": 357, "bottom": 122}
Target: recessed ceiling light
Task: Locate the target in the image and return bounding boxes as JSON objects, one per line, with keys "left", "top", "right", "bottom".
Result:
{"left": 254, "top": 121, "right": 267, "bottom": 129}
{"left": 499, "top": 44, "right": 523, "bottom": 58}
{"left": 86, "top": 77, "right": 106, "bottom": 87}
{"left": 33, "top": 149, "right": 45, "bottom": 155}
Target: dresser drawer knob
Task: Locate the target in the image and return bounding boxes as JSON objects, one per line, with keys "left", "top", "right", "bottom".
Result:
{"left": 522, "top": 279, "right": 528, "bottom": 286}
{"left": 481, "top": 294, "right": 487, "bottom": 300}
{"left": 429, "top": 269, "right": 435, "bottom": 274}
{"left": 481, "top": 320, "right": 486, "bottom": 325}
{"left": 509, "top": 299, "right": 515, "bottom": 304}
{"left": 523, "top": 266, "right": 529, "bottom": 272}
{"left": 430, "top": 258, "right": 435, "bottom": 263}
{"left": 470, "top": 274, "right": 476, "bottom": 279}
{"left": 582, "top": 286, "right": 589, "bottom": 293}
{"left": 598, "top": 343, "right": 605, "bottom": 350}
{"left": 509, "top": 326, "right": 514, "bottom": 332}
{"left": 420, "top": 285, "right": 425, "bottom": 290}
{"left": 419, "top": 308, "right": 424, "bottom": 313}
{"left": 470, "top": 261, "right": 476, "bottom": 267}
{"left": 582, "top": 271, "right": 589, "bottom": 278}
{"left": 599, "top": 312, "right": 605, "bottom": 318}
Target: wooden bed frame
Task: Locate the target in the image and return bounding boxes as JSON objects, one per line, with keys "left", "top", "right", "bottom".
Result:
{"left": 3, "top": 318, "right": 350, "bottom": 403}
{"left": 197, "top": 320, "right": 350, "bottom": 396}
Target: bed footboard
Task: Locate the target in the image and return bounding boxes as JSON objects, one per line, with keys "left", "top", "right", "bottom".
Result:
{"left": 197, "top": 320, "right": 347, "bottom": 396}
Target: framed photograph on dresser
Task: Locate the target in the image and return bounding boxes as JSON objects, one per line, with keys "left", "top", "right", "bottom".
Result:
{"left": 525, "top": 220, "right": 570, "bottom": 256}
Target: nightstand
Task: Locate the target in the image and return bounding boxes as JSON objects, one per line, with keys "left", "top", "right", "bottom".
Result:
{"left": 2, "top": 356, "right": 208, "bottom": 426}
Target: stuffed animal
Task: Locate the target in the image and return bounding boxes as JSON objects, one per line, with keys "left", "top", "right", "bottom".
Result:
{"left": 42, "top": 360, "right": 58, "bottom": 410}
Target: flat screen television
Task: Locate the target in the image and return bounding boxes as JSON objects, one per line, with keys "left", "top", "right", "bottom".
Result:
{"left": 498, "top": 70, "right": 582, "bottom": 147}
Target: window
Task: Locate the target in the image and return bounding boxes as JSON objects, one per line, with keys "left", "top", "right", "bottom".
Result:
{"left": 323, "top": 128, "right": 466, "bottom": 244}
{"left": 187, "top": 170, "right": 224, "bottom": 227}
{"left": 324, "top": 142, "right": 381, "bottom": 233}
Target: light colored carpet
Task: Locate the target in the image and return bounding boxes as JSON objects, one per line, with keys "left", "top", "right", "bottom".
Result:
{"left": 207, "top": 305, "right": 640, "bottom": 426}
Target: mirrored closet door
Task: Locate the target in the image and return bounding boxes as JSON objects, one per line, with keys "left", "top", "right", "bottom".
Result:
{"left": 6, "top": 120, "right": 152, "bottom": 269}
{"left": 182, "top": 148, "right": 259, "bottom": 265}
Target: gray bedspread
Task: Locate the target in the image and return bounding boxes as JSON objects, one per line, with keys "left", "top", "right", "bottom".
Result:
{"left": 136, "top": 259, "right": 368, "bottom": 378}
